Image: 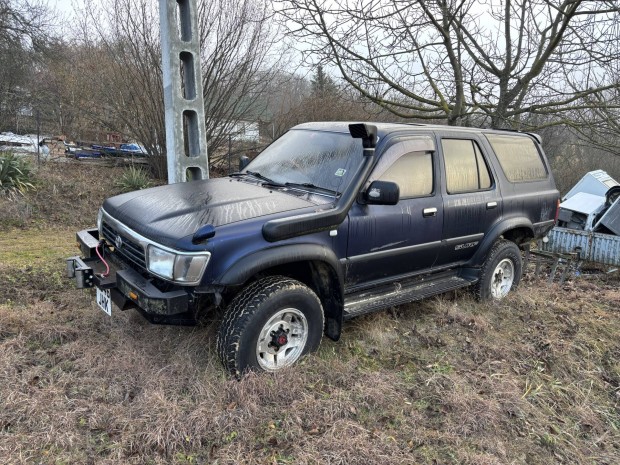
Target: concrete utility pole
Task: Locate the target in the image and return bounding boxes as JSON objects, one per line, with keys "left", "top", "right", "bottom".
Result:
{"left": 159, "top": 0, "right": 209, "bottom": 183}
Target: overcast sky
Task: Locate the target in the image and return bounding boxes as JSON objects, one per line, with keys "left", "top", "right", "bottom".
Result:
{"left": 49, "top": 0, "right": 76, "bottom": 16}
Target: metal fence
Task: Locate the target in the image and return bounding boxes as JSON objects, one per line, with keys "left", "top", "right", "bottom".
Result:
{"left": 541, "top": 227, "right": 620, "bottom": 267}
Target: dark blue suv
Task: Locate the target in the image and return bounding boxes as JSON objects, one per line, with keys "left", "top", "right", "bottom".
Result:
{"left": 67, "top": 122, "right": 559, "bottom": 376}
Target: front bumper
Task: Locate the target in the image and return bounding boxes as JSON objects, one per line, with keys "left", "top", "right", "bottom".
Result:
{"left": 66, "top": 228, "right": 200, "bottom": 324}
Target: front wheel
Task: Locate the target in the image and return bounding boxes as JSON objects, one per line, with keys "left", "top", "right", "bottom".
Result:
{"left": 474, "top": 239, "right": 522, "bottom": 300}
{"left": 216, "top": 276, "right": 324, "bottom": 377}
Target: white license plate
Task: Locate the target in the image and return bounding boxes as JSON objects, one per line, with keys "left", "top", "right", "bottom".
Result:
{"left": 96, "top": 287, "right": 112, "bottom": 316}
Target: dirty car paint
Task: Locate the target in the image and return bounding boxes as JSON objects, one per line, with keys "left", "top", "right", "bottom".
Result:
{"left": 102, "top": 178, "right": 323, "bottom": 249}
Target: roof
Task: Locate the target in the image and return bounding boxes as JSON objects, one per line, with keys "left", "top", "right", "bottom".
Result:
{"left": 291, "top": 122, "right": 541, "bottom": 143}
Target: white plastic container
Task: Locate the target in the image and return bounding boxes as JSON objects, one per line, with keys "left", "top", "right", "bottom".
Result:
{"left": 563, "top": 170, "right": 619, "bottom": 201}
{"left": 558, "top": 192, "right": 606, "bottom": 231}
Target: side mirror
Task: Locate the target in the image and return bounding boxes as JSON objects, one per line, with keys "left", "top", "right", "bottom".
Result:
{"left": 364, "top": 180, "right": 399, "bottom": 205}
{"left": 239, "top": 155, "right": 250, "bottom": 171}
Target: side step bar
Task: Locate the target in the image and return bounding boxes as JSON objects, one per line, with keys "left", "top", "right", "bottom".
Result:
{"left": 343, "top": 272, "right": 476, "bottom": 320}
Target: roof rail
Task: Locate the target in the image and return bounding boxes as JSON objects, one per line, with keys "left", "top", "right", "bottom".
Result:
{"left": 396, "top": 122, "right": 543, "bottom": 144}
{"left": 485, "top": 127, "right": 542, "bottom": 144}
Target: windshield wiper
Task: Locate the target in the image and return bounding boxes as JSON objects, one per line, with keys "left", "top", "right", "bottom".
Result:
{"left": 230, "top": 171, "right": 285, "bottom": 187}
{"left": 284, "top": 182, "right": 339, "bottom": 196}
{"left": 230, "top": 172, "right": 338, "bottom": 195}
{"left": 247, "top": 171, "right": 286, "bottom": 187}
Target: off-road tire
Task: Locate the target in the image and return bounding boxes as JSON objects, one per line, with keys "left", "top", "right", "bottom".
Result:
{"left": 216, "top": 276, "right": 324, "bottom": 377}
{"left": 474, "top": 239, "right": 522, "bottom": 300}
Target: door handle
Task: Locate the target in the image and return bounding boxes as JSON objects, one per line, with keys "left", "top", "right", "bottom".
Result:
{"left": 487, "top": 201, "right": 498, "bottom": 209}
{"left": 423, "top": 207, "right": 438, "bottom": 217}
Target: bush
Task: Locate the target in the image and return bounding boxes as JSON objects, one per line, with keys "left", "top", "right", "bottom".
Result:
{"left": 0, "top": 152, "right": 35, "bottom": 197}
{"left": 114, "top": 165, "right": 153, "bottom": 192}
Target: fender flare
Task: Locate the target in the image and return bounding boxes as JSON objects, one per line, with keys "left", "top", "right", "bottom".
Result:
{"left": 215, "top": 244, "right": 345, "bottom": 341}
{"left": 215, "top": 243, "right": 343, "bottom": 287}
{"left": 468, "top": 217, "right": 534, "bottom": 267}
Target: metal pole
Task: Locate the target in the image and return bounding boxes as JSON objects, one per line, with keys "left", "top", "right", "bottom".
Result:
{"left": 36, "top": 109, "right": 40, "bottom": 165}
{"left": 159, "top": 0, "right": 209, "bottom": 183}
{"left": 228, "top": 134, "right": 232, "bottom": 174}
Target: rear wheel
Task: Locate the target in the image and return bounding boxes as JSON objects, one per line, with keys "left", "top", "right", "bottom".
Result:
{"left": 475, "top": 239, "right": 522, "bottom": 300}
{"left": 217, "top": 276, "right": 324, "bottom": 377}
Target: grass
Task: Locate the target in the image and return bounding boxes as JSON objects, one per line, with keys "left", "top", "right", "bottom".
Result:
{"left": 0, "top": 159, "right": 127, "bottom": 231}
{"left": 0, "top": 152, "right": 35, "bottom": 197}
{"left": 1, "top": 160, "right": 620, "bottom": 464}
{"left": 114, "top": 165, "right": 153, "bottom": 192}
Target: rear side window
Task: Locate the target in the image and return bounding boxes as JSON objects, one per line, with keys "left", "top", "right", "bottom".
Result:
{"left": 441, "top": 139, "right": 493, "bottom": 194}
{"left": 486, "top": 134, "right": 547, "bottom": 182}
{"left": 379, "top": 151, "right": 433, "bottom": 197}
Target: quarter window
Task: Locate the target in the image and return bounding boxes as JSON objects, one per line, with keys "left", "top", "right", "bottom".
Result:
{"left": 442, "top": 139, "right": 493, "bottom": 194}
{"left": 485, "top": 134, "right": 547, "bottom": 182}
{"left": 379, "top": 151, "right": 433, "bottom": 198}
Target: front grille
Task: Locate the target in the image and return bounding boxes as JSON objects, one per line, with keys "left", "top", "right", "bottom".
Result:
{"left": 102, "top": 222, "right": 147, "bottom": 270}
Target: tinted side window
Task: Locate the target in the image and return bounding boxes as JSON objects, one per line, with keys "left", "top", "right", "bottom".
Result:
{"left": 442, "top": 139, "right": 493, "bottom": 194}
{"left": 379, "top": 151, "right": 433, "bottom": 198}
{"left": 485, "top": 134, "right": 547, "bottom": 182}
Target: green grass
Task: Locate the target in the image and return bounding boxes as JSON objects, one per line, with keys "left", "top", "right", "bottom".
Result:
{"left": 0, "top": 228, "right": 77, "bottom": 267}
{"left": 114, "top": 165, "right": 153, "bottom": 192}
{"left": 0, "top": 152, "right": 35, "bottom": 197}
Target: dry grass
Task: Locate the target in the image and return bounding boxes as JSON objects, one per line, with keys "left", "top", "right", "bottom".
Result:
{"left": 1, "top": 162, "right": 619, "bottom": 464}
{"left": 0, "top": 159, "right": 127, "bottom": 231}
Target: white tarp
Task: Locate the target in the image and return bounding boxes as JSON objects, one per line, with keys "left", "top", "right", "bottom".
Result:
{"left": 0, "top": 132, "right": 39, "bottom": 152}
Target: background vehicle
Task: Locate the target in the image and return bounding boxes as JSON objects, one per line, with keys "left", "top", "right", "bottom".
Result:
{"left": 119, "top": 143, "right": 147, "bottom": 156}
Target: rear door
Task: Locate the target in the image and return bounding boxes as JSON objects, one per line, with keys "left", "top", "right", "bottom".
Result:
{"left": 434, "top": 132, "right": 503, "bottom": 267}
{"left": 344, "top": 135, "right": 443, "bottom": 288}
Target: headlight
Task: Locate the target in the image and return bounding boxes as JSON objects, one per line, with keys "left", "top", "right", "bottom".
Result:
{"left": 147, "top": 245, "right": 210, "bottom": 284}
{"left": 147, "top": 246, "right": 176, "bottom": 279}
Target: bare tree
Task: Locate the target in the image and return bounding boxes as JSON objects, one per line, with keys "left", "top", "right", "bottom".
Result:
{"left": 197, "top": 0, "right": 284, "bottom": 157}
{"left": 565, "top": 84, "right": 620, "bottom": 155}
{"left": 73, "top": 0, "right": 167, "bottom": 176}
{"left": 72, "top": 0, "right": 284, "bottom": 179}
{"left": 262, "top": 71, "right": 312, "bottom": 139}
{"left": 260, "top": 67, "right": 390, "bottom": 141}
{"left": 279, "top": 0, "right": 620, "bottom": 132}
{"left": 0, "top": 0, "right": 50, "bottom": 131}
{"left": 0, "top": 0, "right": 48, "bottom": 45}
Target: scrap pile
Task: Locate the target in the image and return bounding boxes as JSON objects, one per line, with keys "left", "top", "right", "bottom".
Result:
{"left": 542, "top": 170, "right": 620, "bottom": 267}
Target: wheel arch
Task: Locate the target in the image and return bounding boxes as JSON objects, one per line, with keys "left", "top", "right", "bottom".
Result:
{"left": 215, "top": 244, "right": 345, "bottom": 341}
{"left": 468, "top": 217, "right": 534, "bottom": 267}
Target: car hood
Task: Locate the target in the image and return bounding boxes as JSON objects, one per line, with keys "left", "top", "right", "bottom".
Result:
{"left": 102, "top": 178, "right": 318, "bottom": 248}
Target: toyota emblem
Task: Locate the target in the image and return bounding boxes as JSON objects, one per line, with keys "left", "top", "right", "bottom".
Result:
{"left": 114, "top": 235, "right": 123, "bottom": 249}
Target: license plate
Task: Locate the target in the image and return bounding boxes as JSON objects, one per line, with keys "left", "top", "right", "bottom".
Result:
{"left": 96, "top": 287, "right": 112, "bottom": 316}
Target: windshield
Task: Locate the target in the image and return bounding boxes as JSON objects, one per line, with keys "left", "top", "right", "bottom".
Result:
{"left": 243, "top": 129, "right": 362, "bottom": 194}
